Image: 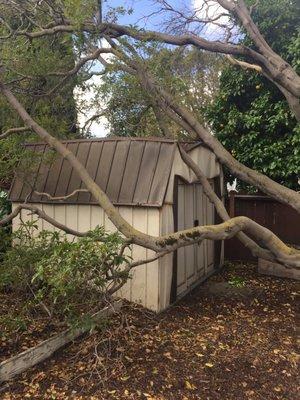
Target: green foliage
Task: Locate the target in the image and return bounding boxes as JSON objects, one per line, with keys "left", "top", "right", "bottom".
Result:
{"left": 63, "top": 0, "right": 98, "bottom": 26}
{"left": 0, "top": 191, "right": 11, "bottom": 260}
{"left": 207, "top": 0, "right": 300, "bottom": 191}
{"left": 0, "top": 0, "right": 93, "bottom": 186}
{"left": 228, "top": 276, "right": 246, "bottom": 288}
{"left": 0, "top": 223, "right": 130, "bottom": 328}
{"left": 97, "top": 44, "right": 223, "bottom": 138}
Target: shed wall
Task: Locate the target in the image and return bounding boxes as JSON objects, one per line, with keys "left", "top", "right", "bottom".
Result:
{"left": 11, "top": 203, "right": 162, "bottom": 311}
{"left": 164, "top": 146, "right": 220, "bottom": 204}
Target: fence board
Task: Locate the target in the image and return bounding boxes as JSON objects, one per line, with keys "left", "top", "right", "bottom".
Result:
{"left": 225, "top": 194, "right": 300, "bottom": 262}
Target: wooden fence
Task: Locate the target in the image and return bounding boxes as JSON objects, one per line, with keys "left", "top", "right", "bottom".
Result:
{"left": 225, "top": 192, "right": 300, "bottom": 262}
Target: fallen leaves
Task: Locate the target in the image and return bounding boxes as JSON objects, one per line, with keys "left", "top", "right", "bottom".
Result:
{"left": 1, "top": 262, "right": 298, "bottom": 399}
{"left": 184, "top": 380, "right": 197, "bottom": 390}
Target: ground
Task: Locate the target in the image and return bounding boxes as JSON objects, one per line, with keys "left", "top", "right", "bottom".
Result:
{"left": 0, "top": 262, "right": 298, "bottom": 399}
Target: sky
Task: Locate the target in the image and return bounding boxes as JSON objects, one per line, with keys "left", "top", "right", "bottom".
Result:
{"left": 77, "top": 0, "right": 226, "bottom": 137}
{"left": 103, "top": 0, "right": 188, "bottom": 28}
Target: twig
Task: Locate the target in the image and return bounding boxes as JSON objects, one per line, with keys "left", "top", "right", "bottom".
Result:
{"left": 33, "top": 188, "right": 89, "bottom": 201}
{"left": 0, "top": 126, "right": 29, "bottom": 140}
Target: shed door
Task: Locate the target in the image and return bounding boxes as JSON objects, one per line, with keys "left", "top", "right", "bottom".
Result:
{"left": 176, "top": 181, "right": 215, "bottom": 297}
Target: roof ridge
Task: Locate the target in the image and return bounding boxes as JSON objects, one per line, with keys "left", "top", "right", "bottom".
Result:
{"left": 24, "top": 136, "right": 183, "bottom": 146}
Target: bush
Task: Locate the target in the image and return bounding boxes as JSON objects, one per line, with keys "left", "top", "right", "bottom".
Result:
{"left": 0, "top": 222, "right": 131, "bottom": 328}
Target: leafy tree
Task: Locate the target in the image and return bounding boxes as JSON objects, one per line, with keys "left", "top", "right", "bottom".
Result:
{"left": 207, "top": 0, "right": 300, "bottom": 190}
{"left": 0, "top": 1, "right": 82, "bottom": 188}
{"left": 98, "top": 45, "right": 223, "bottom": 138}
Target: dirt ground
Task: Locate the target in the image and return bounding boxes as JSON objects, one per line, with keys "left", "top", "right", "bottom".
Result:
{"left": 0, "top": 262, "right": 299, "bottom": 400}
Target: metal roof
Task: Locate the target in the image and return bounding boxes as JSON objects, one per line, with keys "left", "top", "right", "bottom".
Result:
{"left": 9, "top": 137, "right": 187, "bottom": 207}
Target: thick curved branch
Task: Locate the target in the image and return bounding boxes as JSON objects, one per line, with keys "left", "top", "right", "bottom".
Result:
{"left": 156, "top": 216, "right": 300, "bottom": 268}
{"left": 179, "top": 147, "right": 274, "bottom": 261}
{"left": 16, "top": 23, "right": 76, "bottom": 38}
{"left": 106, "top": 42, "right": 300, "bottom": 214}
{"left": 0, "top": 81, "right": 154, "bottom": 249}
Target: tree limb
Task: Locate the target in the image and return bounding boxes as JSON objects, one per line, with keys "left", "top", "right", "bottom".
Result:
{"left": 226, "top": 55, "right": 262, "bottom": 73}
{"left": 33, "top": 188, "right": 89, "bottom": 202}
{"left": 0, "top": 126, "right": 30, "bottom": 140}
{"left": 179, "top": 147, "right": 275, "bottom": 262}
{"left": 105, "top": 41, "right": 300, "bottom": 214}
{"left": 0, "top": 203, "right": 89, "bottom": 237}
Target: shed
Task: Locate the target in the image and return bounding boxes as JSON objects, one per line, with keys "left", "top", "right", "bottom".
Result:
{"left": 9, "top": 137, "right": 224, "bottom": 312}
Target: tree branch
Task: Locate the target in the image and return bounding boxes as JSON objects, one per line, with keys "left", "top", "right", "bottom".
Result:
{"left": 9, "top": 12, "right": 300, "bottom": 100}
{"left": 0, "top": 203, "right": 89, "bottom": 237}
{"left": 33, "top": 189, "right": 89, "bottom": 202}
{"left": 179, "top": 147, "right": 274, "bottom": 262}
{"left": 226, "top": 55, "right": 262, "bottom": 73}
{"left": 0, "top": 126, "right": 30, "bottom": 140}
{"left": 105, "top": 42, "right": 300, "bottom": 214}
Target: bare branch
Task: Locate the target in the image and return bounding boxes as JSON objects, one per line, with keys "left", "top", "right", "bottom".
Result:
{"left": 0, "top": 126, "right": 30, "bottom": 140}
{"left": 42, "top": 47, "right": 111, "bottom": 97}
{"left": 33, "top": 188, "right": 89, "bottom": 202}
{"left": 226, "top": 55, "right": 262, "bottom": 73}
{"left": 82, "top": 112, "right": 106, "bottom": 133}
{"left": 0, "top": 203, "right": 89, "bottom": 237}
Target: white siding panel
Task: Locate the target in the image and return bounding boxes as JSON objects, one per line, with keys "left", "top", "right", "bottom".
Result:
{"left": 176, "top": 185, "right": 186, "bottom": 291}
{"left": 11, "top": 204, "right": 22, "bottom": 232}
{"left": 146, "top": 209, "right": 160, "bottom": 311}
{"left": 195, "top": 184, "right": 205, "bottom": 276}
{"left": 207, "top": 195, "right": 215, "bottom": 273}
{"left": 54, "top": 205, "right": 66, "bottom": 230}
{"left": 184, "top": 185, "right": 195, "bottom": 284}
{"left": 90, "top": 206, "right": 104, "bottom": 229}
{"left": 65, "top": 205, "right": 78, "bottom": 241}
{"left": 131, "top": 208, "right": 147, "bottom": 306}
{"left": 41, "top": 204, "right": 54, "bottom": 231}
{"left": 203, "top": 195, "right": 208, "bottom": 276}
{"left": 77, "top": 205, "right": 91, "bottom": 233}
{"left": 158, "top": 205, "right": 174, "bottom": 311}
{"left": 117, "top": 207, "right": 133, "bottom": 301}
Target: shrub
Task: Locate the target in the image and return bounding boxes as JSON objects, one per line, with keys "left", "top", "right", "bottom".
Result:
{"left": 0, "top": 222, "right": 131, "bottom": 328}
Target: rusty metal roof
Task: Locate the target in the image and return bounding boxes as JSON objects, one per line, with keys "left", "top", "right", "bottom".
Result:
{"left": 9, "top": 137, "right": 187, "bottom": 207}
